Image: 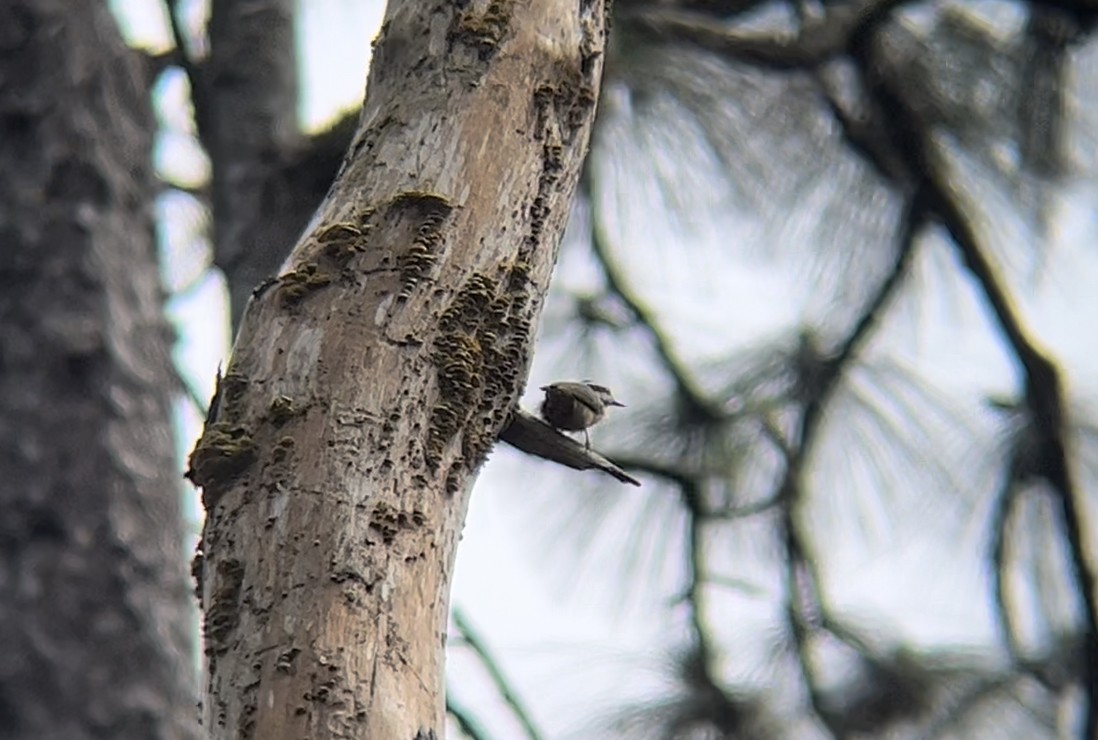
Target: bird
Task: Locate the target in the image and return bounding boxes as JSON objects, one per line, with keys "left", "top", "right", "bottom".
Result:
{"left": 539, "top": 381, "right": 625, "bottom": 449}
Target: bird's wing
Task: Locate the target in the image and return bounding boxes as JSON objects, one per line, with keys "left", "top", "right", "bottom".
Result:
{"left": 550, "top": 382, "right": 601, "bottom": 413}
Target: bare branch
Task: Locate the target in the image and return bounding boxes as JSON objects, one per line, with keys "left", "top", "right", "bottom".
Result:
{"left": 163, "top": 0, "right": 206, "bottom": 130}
{"left": 847, "top": 19, "right": 1098, "bottom": 733}
{"left": 500, "top": 409, "right": 642, "bottom": 486}
{"left": 446, "top": 692, "right": 493, "bottom": 740}
{"left": 769, "top": 190, "right": 923, "bottom": 736}
{"left": 621, "top": 0, "right": 911, "bottom": 70}
{"left": 989, "top": 482, "right": 1022, "bottom": 660}
{"left": 584, "top": 173, "right": 724, "bottom": 424}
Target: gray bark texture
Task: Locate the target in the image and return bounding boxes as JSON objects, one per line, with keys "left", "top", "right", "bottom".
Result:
{"left": 202, "top": 0, "right": 303, "bottom": 326}
{"left": 0, "top": 2, "right": 201, "bottom": 739}
{"left": 187, "top": 0, "right": 609, "bottom": 737}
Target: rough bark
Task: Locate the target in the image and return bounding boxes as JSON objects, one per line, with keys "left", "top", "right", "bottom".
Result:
{"left": 0, "top": 2, "right": 201, "bottom": 739}
{"left": 188, "top": 0, "right": 609, "bottom": 737}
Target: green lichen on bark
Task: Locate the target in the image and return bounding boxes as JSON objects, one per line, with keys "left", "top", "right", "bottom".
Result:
{"left": 391, "top": 191, "right": 453, "bottom": 211}
{"left": 187, "top": 369, "right": 258, "bottom": 500}
{"left": 391, "top": 192, "right": 454, "bottom": 301}
{"left": 188, "top": 423, "right": 259, "bottom": 503}
{"left": 368, "top": 502, "right": 428, "bottom": 545}
{"left": 278, "top": 263, "right": 333, "bottom": 306}
{"left": 204, "top": 558, "right": 245, "bottom": 654}
{"left": 315, "top": 221, "right": 369, "bottom": 266}
{"left": 534, "top": 61, "right": 598, "bottom": 139}
{"left": 451, "top": 0, "right": 516, "bottom": 60}
{"left": 425, "top": 267, "right": 534, "bottom": 475}
{"left": 522, "top": 143, "right": 565, "bottom": 264}
{"left": 267, "top": 395, "right": 297, "bottom": 426}
{"left": 427, "top": 330, "right": 484, "bottom": 471}
{"left": 271, "top": 436, "right": 295, "bottom": 463}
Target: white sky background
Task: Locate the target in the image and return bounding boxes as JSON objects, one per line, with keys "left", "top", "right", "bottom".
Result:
{"left": 111, "top": 0, "right": 1098, "bottom": 737}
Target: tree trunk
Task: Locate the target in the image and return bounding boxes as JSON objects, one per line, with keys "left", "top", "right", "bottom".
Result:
{"left": 203, "top": 0, "right": 302, "bottom": 326}
{"left": 0, "top": 2, "right": 201, "bottom": 739}
{"left": 188, "top": 0, "right": 608, "bottom": 737}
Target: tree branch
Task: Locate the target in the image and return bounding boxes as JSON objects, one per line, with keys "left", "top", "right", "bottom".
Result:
{"left": 584, "top": 172, "right": 724, "bottom": 424}
{"left": 935, "top": 182, "right": 1098, "bottom": 739}
{"left": 988, "top": 481, "right": 1022, "bottom": 660}
{"left": 163, "top": 0, "right": 207, "bottom": 131}
{"left": 500, "top": 409, "right": 642, "bottom": 486}
{"left": 621, "top": 0, "right": 912, "bottom": 70}
{"left": 446, "top": 693, "right": 493, "bottom": 740}
{"left": 847, "top": 17, "right": 1098, "bottom": 735}
{"left": 772, "top": 192, "right": 923, "bottom": 737}
{"left": 452, "top": 609, "right": 545, "bottom": 740}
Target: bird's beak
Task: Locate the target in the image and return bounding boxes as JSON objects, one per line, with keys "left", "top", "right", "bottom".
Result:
{"left": 610, "top": 400, "right": 626, "bottom": 407}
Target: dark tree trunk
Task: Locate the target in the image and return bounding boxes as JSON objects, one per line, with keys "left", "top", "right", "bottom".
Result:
{"left": 0, "top": 2, "right": 201, "bottom": 738}
{"left": 204, "top": 0, "right": 302, "bottom": 326}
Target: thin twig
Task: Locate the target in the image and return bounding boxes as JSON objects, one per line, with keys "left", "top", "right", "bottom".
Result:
{"left": 772, "top": 192, "right": 923, "bottom": 737}
{"left": 162, "top": 0, "right": 207, "bottom": 133}
{"left": 677, "top": 482, "right": 749, "bottom": 735}
{"left": 447, "top": 692, "right": 493, "bottom": 740}
{"left": 452, "top": 608, "right": 546, "bottom": 740}
{"left": 584, "top": 172, "right": 724, "bottom": 424}
{"left": 988, "top": 479, "right": 1021, "bottom": 659}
